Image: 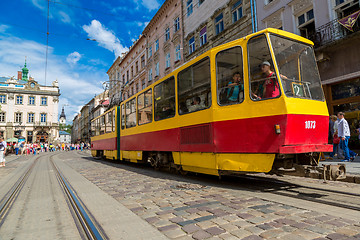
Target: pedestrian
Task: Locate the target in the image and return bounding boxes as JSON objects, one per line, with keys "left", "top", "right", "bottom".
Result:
{"left": 328, "top": 115, "right": 340, "bottom": 159}
{"left": 15, "top": 142, "right": 19, "bottom": 155}
{"left": 0, "top": 137, "right": 7, "bottom": 167}
{"left": 81, "top": 142, "right": 84, "bottom": 151}
{"left": 337, "top": 112, "right": 358, "bottom": 162}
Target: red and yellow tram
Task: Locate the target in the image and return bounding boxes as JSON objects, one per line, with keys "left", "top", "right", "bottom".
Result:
{"left": 91, "top": 28, "right": 331, "bottom": 176}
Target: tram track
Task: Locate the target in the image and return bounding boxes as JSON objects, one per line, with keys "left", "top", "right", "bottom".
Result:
{"left": 0, "top": 156, "right": 39, "bottom": 226}
{"left": 50, "top": 155, "right": 108, "bottom": 240}
{"left": 0, "top": 152, "right": 108, "bottom": 239}
{"left": 221, "top": 174, "right": 360, "bottom": 214}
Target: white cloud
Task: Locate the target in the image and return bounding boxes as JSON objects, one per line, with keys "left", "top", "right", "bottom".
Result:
{"left": 141, "top": 0, "right": 160, "bottom": 11}
{"left": 66, "top": 52, "right": 82, "bottom": 65}
{"left": 59, "top": 11, "right": 71, "bottom": 24}
{"left": 0, "top": 35, "right": 105, "bottom": 121}
{"left": 0, "top": 25, "right": 10, "bottom": 33}
{"left": 83, "top": 20, "right": 128, "bottom": 58}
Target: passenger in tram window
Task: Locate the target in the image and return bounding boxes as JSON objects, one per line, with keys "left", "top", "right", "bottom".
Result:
{"left": 227, "top": 72, "right": 244, "bottom": 103}
{"left": 260, "top": 61, "right": 280, "bottom": 99}
{"left": 179, "top": 102, "right": 188, "bottom": 115}
{"left": 188, "top": 96, "right": 204, "bottom": 112}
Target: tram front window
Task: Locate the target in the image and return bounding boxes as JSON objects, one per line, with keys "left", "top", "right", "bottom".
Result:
{"left": 270, "top": 34, "right": 324, "bottom": 101}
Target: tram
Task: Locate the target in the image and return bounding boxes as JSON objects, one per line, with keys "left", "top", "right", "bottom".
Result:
{"left": 91, "top": 28, "right": 332, "bottom": 176}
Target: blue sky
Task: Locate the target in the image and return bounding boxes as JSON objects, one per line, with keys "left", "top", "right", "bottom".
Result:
{"left": 0, "top": 0, "right": 164, "bottom": 123}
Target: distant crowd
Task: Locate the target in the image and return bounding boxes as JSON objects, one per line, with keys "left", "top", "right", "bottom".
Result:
{"left": 8, "top": 142, "right": 90, "bottom": 155}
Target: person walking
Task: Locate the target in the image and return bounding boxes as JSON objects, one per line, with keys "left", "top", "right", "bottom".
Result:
{"left": 0, "top": 137, "right": 7, "bottom": 167}
{"left": 337, "top": 112, "right": 358, "bottom": 162}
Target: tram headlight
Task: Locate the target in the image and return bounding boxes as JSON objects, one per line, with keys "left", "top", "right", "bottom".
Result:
{"left": 275, "top": 124, "right": 281, "bottom": 134}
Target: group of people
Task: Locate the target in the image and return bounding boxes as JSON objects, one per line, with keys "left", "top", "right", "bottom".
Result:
{"left": 328, "top": 112, "right": 359, "bottom": 162}
{"left": 0, "top": 139, "right": 89, "bottom": 168}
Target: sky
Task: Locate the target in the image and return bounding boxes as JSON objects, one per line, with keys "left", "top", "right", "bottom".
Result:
{"left": 0, "top": 0, "right": 165, "bottom": 123}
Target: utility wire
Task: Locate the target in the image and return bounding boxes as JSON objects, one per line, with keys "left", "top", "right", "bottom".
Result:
{"left": 45, "top": 0, "right": 50, "bottom": 85}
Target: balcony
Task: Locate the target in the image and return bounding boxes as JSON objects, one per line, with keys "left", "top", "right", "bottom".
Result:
{"left": 310, "top": 17, "right": 360, "bottom": 48}
{"left": 34, "top": 121, "right": 52, "bottom": 127}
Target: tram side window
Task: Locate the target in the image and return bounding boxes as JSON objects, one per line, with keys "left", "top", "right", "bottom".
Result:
{"left": 121, "top": 105, "right": 125, "bottom": 129}
{"left": 112, "top": 110, "right": 116, "bottom": 132}
{"left": 216, "top": 47, "right": 243, "bottom": 105}
{"left": 106, "top": 112, "right": 112, "bottom": 133}
{"left": 91, "top": 121, "right": 96, "bottom": 136}
{"left": 178, "top": 57, "right": 211, "bottom": 114}
{"left": 96, "top": 118, "right": 100, "bottom": 136}
{"left": 126, "top": 98, "right": 137, "bottom": 128}
{"left": 248, "top": 34, "right": 280, "bottom": 101}
{"left": 154, "top": 77, "right": 175, "bottom": 121}
{"left": 100, "top": 115, "right": 105, "bottom": 134}
{"left": 138, "top": 89, "right": 153, "bottom": 125}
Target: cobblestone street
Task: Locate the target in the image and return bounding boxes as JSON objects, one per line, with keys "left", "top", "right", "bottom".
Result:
{"left": 64, "top": 152, "right": 360, "bottom": 240}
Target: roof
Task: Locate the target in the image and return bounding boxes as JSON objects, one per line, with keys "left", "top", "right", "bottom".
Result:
{"left": 59, "top": 130, "right": 70, "bottom": 135}
{"left": 0, "top": 77, "right": 31, "bottom": 85}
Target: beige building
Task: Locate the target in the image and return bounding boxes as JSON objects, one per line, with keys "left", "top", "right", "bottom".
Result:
{"left": 143, "top": 0, "right": 184, "bottom": 85}
{"left": 0, "top": 63, "right": 60, "bottom": 143}
{"left": 182, "top": 0, "right": 253, "bottom": 61}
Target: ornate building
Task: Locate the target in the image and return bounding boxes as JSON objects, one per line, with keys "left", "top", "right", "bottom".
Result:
{"left": 0, "top": 60, "right": 61, "bottom": 143}
{"left": 59, "top": 107, "right": 66, "bottom": 125}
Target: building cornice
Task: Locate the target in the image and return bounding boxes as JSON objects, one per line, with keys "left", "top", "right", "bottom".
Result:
{"left": 0, "top": 88, "right": 60, "bottom": 96}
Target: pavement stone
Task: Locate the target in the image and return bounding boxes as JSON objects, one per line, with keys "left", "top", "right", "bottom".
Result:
{"left": 62, "top": 152, "right": 360, "bottom": 240}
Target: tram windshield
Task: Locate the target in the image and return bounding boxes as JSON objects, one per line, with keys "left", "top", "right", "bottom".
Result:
{"left": 270, "top": 34, "right": 324, "bottom": 101}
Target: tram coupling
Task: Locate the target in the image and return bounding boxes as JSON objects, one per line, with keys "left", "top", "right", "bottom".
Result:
{"left": 271, "top": 153, "right": 346, "bottom": 181}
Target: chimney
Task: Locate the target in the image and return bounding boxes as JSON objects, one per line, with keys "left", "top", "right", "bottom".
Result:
{"left": 18, "top": 71, "right": 22, "bottom": 80}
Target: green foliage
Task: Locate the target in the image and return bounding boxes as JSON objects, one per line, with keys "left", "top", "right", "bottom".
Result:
{"left": 59, "top": 124, "right": 72, "bottom": 134}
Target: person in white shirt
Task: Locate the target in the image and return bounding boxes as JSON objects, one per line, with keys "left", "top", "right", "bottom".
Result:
{"left": 0, "top": 137, "right": 7, "bottom": 167}
{"left": 337, "top": 112, "right": 357, "bottom": 162}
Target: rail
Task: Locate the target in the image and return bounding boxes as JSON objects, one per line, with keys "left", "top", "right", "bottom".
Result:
{"left": 50, "top": 157, "right": 107, "bottom": 240}
{"left": 0, "top": 157, "right": 38, "bottom": 226}
{"left": 309, "top": 17, "right": 360, "bottom": 48}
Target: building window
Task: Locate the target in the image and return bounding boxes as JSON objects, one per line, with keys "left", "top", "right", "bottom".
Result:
{"left": 298, "top": 9, "right": 315, "bottom": 38}
{"left": 165, "top": 27, "right": 170, "bottom": 42}
{"left": 0, "top": 95, "right": 6, "bottom": 104}
{"left": 187, "top": 0, "right": 193, "bottom": 16}
{"left": 175, "top": 45, "right": 181, "bottom": 62}
{"left": 127, "top": 70, "right": 129, "bottom": 82}
{"left": 141, "top": 55, "right": 145, "bottom": 68}
{"left": 232, "top": 1, "right": 243, "bottom": 23}
{"left": 174, "top": 17, "right": 180, "bottom": 32}
{"left": 200, "top": 26, "right": 207, "bottom": 46}
{"left": 199, "top": 0, "right": 205, "bottom": 5}
{"left": 136, "top": 62, "right": 139, "bottom": 73}
{"left": 149, "top": 46, "right": 152, "bottom": 57}
{"left": 336, "top": 0, "right": 345, "bottom": 6}
{"left": 131, "top": 66, "right": 134, "bottom": 77}
{"left": 41, "top": 97, "right": 47, "bottom": 105}
{"left": 16, "top": 95, "right": 23, "bottom": 105}
{"left": 28, "top": 113, "right": 34, "bottom": 123}
{"left": 149, "top": 68, "right": 153, "bottom": 81}
{"left": 155, "top": 39, "right": 159, "bottom": 52}
{"left": 215, "top": 13, "right": 224, "bottom": 35}
{"left": 15, "top": 112, "right": 22, "bottom": 123}
{"left": 142, "top": 79, "right": 146, "bottom": 89}
{"left": 0, "top": 112, "right": 5, "bottom": 122}
{"left": 122, "top": 74, "right": 125, "bottom": 84}
{"left": 165, "top": 52, "right": 171, "bottom": 69}
{"left": 155, "top": 62, "right": 160, "bottom": 77}
{"left": 40, "top": 113, "right": 47, "bottom": 123}
{"left": 29, "top": 96, "right": 35, "bottom": 105}
{"left": 189, "top": 37, "right": 195, "bottom": 54}
{"left": 117, "top": 71, "right": 120, "bottom": 80}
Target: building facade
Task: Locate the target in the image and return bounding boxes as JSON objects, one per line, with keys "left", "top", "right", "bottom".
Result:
{"left": 59, "top": 130, "right": 71, "bottom": 143}
{"left": 71, "top": 113, "right": 81, "bottom": 143}
{"left": 256, "top": 0, "right": 360, "bottom": 131}
{"left": 143, "top": 0, "right": 184, "bottom": 87}
{"left": 183, "top": 0, "right": 253, "bottom": 61}
{"left": 0, "top": 63, "right": 61, "bottom": 143}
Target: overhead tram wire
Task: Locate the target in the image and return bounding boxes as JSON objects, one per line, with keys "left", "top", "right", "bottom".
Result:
{"left": 45, "top": 0, "right": 50, "bottom": 86}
